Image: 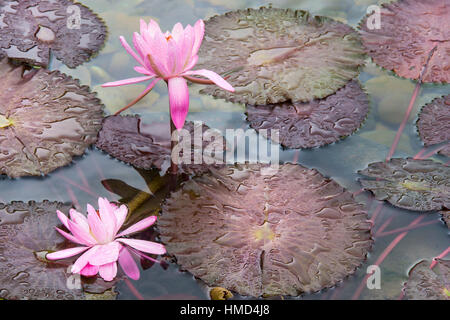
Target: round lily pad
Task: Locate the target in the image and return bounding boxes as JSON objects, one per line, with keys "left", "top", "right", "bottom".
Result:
{"left": 246, "top": 80, "right": 369, "bottom": 149}
{"left": 359, "top": 0, "right": 449, "bottom": 83}
{"left": 417, "top": 95, "right": 450, "bottom": 157}
{"left": 159, "top": 163, "right": 373, "bottom": 297}
{"left": 404, "top": 259, "right": 449, "bottom": 300}
{"left": 0, "top": 59, "right": 104, "bottom": 178}
{"left": 358, "top": 158, "right": 450, "bottom": 212}
{"left": 0, "top": 0, "right": 107, "bottom": 68}
{"left": 95, "top": 115, "right": 227, "bottom": 175}
{"left": 196, "top": 7, "right": 366, "bottom": 105}
{"left": 0, "top": 201, "right": 116, "bottom": 300}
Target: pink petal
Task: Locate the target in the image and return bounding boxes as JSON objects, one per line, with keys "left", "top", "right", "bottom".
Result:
{"left": 114, "top": 204, "right": 128, "bottom": 234}
{"left": 118, "top": 248, "right": 140, "bottom": 280}
{"left": 102, "top": 75, "right": 155, "bottom": 87}
{"left": 88, "top": 242, "right": 121, "bottom": 266}
{"left": 46, "top": 246, "right": 89, "bottom": 260}
{"left": 191, "top": 19, "right": 205, "bottom": 56}
{"left": 168, "top": 76, "right": 189, "bottom": 130}
{"left": 134, "top": 66, "right": 152, "bottom": 75}
{"left": 55, "top": 227, "right": 84, "bottom": 245}
{"left": 99, "top": 262, "right": 118, "bottom": 282}
{"left": 67, "top": 219, "right": 96, "bottom": 246}
{"left": 80, "top": 264, "right": 99, "bottom": 277}
{"left": 120, "top": 36, "right": 146, "bottom": 67}
{"left": 183, "top": 69, "right": 234, "bottom": 92}
{"left": 116, "top": 216, "right": 157, "bottom": 238}
{"left": 98, "top": 198, "right": 117, "bottom": 239}
{"left": 56, "top": 210, "right": 70, "bottom": 229}
{"left": 183, "top": 54, "right": 198, "bottom": 73}
{"left": 72, "top": 246, "right": 98, "bottom": 274}
{"left": 87, "top": 208, "right": 108, "bottom": 243}
{"left": 69, "top": 208, "right": 89, "bottom": 232}
{"left": 117, "top": 238, "right": 166, "bottom": 255}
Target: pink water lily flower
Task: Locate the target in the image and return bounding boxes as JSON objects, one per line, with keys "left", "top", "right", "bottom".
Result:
{"left": 102, "top": 19, "right": 234, "bottom": 130}
{"left": 46, "top": 197, "right": 166, "bottom": 281}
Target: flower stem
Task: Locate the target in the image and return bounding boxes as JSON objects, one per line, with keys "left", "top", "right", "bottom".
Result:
{"left": 170, "top": 117, "right": 179, "bottom": 176}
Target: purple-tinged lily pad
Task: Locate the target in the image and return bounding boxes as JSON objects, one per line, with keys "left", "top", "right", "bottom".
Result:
{"left": 0, "top": 59, "right": 103, "bottom": 178}
{"left": 0, "top": 201, "right": 116, "bottom": 300}
{"left": 358, "top": 158, "right": 450, "bottom": 212}
{"left": 417, "top": 95, "right": 450, "bottom": 157}
{"left": 246, "top": 80, "right": 369, "bottom": 149}
{"left": 95, "top": 115, "right": 227, "bottom": 175}
{"left": 159, "top": 163, "right": 373, "bottom": 297}
{"left": 0, "top": 0, "right": 107, "bottom": 68}
{"left": 403, "top": 259, "right": 449, "bottom": 300}
{"left": 196, "top": 7, "right": 366, "bottom": 105}
{"left": 359, "top": 0, "right": 449, "bottom": 83}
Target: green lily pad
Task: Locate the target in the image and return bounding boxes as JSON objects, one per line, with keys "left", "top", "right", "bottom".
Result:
{"left": 417, "top": 95, "right": 450, "bottom": 157}
{"left": 0, "top": 201, "right": 116, "bottom": 300}
{"left": 404, "top": 259, "right": 449, "bottom": 300}
{"left": 0, "top": 0, "right": 107, "bottom": 68}
{"left": 96, "top": 115, "right": 227, "bottom": 175}
{"left": 159, "top": 163, "right": 372, "bottom": 297}
{"left": 196, "top": 7, "right": 366, "bottom": 105}
{"left": 0, "top": 59, "right": 103, "bottom": 178}
{"left": 246, "top": 80, "right": 369, "bottom": 149}
{"left": 358, "top": 158, "right": 450, "bottom": 211}
{"left": 359, "top": 0, "right": 450, "bottom": 83}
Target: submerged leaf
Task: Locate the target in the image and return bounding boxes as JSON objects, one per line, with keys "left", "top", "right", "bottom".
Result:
{"left": 246, "top": 80, "right": 369, "bottom": 149}
{"left": 359, "top": 0, "right": 449, "bottom": 83}
{"left": 359, "top": 158, "right": 450, "bottom": 211}
{"left": 196, "top": 7, "right": 366, "bottom": 105}
{"left": 159, "top": 163, "right": 372, "bottom": 297}
{"left": 96, "top": 115, "right": 227, "bottom": 175}
{"left": 404, "top": 259, "right": 449, "bottom": 300}
{"left": 0, "top": 201, "right": 116, "bottom": 300}
{"left": 0, "top": 0, "right": 107, "bottom": 68}
{"left": 417, "top": 95, "right": 450, "bottom": 157}
{"left": 0, "top": 59, "right": 103, "bottom": 178}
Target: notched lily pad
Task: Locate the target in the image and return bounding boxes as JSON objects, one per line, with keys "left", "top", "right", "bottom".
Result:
{"left": 359, "top": 0, "right": 449, "bottom": 83}
{"left": 0, "top": 59, "right": 103, "bottom": 178}
{"left": 358, "top": 158, "right": 450, "bottom": 211}
{"left": 159, "top": 163, "right": 373, "bottom": 297}
{"left": 404, "top": 259, "right": 449, "bottom": 300}
{"left": 0, "top": 201, "right": 116, "bottom": 300}
{"left": 246, "top": 80, "right": 369, "bottom": 149}
{"left": 95, "top": 115, "right": 227, "bottom": 175}
{"left": 196, "top": 7, "right": 366, "bottom": 105}
{"left": 0, "top": 0, "right": 107, "bottom": 68}
{"left": 417, "top": 95, "right": 450, "bottom": 157}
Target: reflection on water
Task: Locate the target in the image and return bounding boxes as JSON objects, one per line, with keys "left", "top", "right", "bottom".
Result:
{"left": 1, "top": 0, "right": 448, "bottom": 299}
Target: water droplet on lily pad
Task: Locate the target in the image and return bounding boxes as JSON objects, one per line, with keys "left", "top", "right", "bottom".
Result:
{"left": 0, "top": 59, "right": 104, "bottom": 178}
{"left": 159, "top": 163, "right": 372, "bottom": 297}
{"left": 197, "top": 7, "right": 366, "bottom": 105}
{"left": 0, "top": 0, "right": 107, "bottom": 68}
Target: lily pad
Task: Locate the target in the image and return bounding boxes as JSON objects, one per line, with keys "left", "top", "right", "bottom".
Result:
{"left": 0, "top": 59, "right": 103, "bottom": 178}
{"left": 417, "top": 95, "right": 450, "bottom": 157}
{"left": 246, "top": 80, "right": 369, "bottom": 149}
{"left": 95, "top": 115, "right": 227, "bottom": 175}
{"left": 0, "top": 0, "right": 107, "bottom": 68}
{"left": 358, "top": 158, "right": 450, "bottom": 212}
{"left": 0, "top": 200, "right": 116, "bottom": 300}
{"left": 159, "top": 163, "right": 373, "bottom": 297}
{"left": 359, "top": 0, "right": 449, "bottom": 83}
{"left": 196, "top": 7, "right": 366, "bottom": 105}
{"left": 403, "top": 259, "right": 449, "bottom": 300}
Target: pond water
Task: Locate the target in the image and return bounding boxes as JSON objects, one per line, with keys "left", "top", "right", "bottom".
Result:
{"left": 1, "top": 0, "right": 448, "bottom": 300}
